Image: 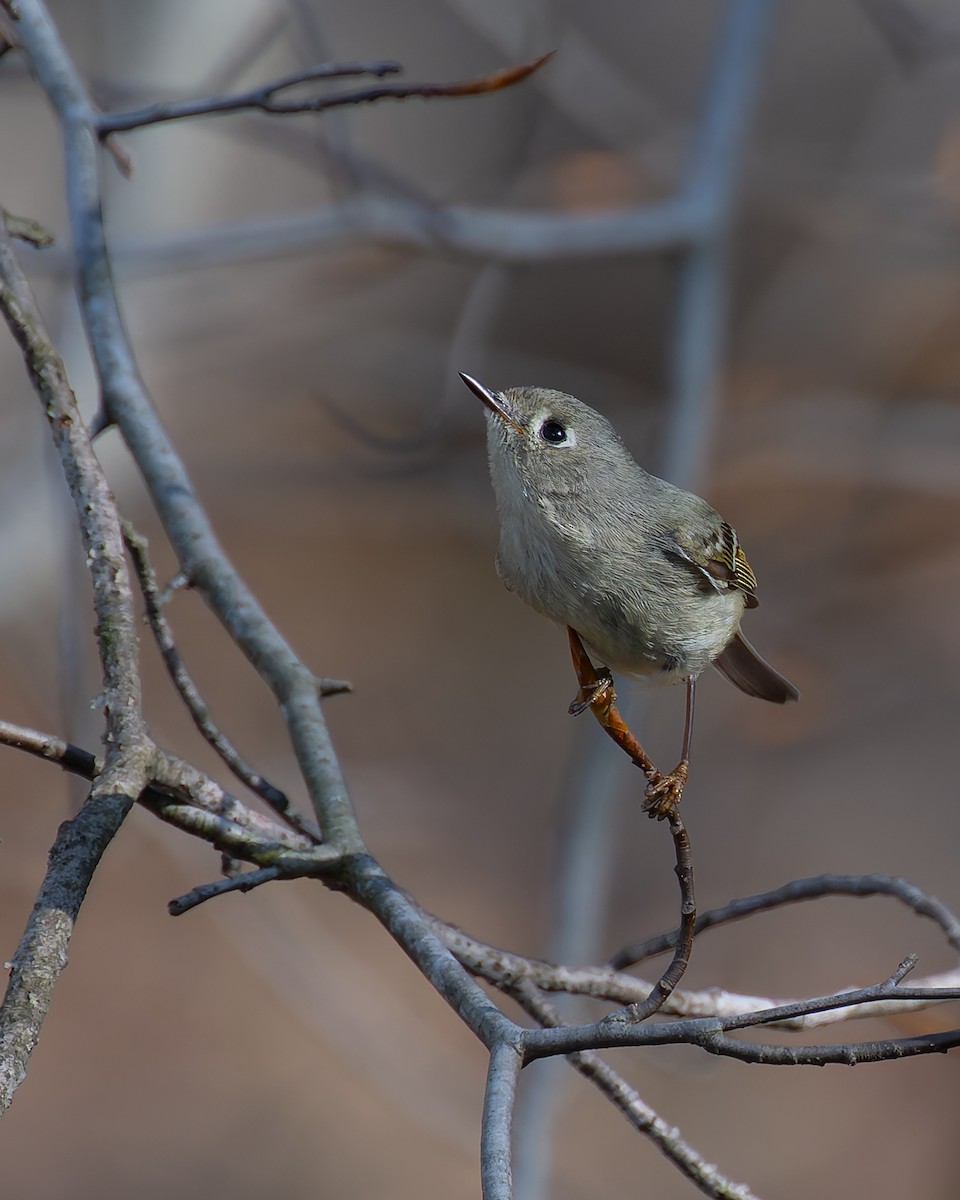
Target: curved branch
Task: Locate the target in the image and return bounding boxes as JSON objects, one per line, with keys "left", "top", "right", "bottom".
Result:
{"left": 621, "top": 810, "right": 695, "bottom": 1021}
{"left": 432, "top": 906, "right": 960, "bottom": 1028}
{"left": 611, "top": 872, "right": 960, "bottom": 968}
{"left": 699, "top": 1025, "right": 960, "bottom": 1066}
{"left": 13, "top": 0, "right": 360, "bottom": 849}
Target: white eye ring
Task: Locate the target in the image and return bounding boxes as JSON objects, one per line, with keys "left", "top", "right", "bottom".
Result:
{"left": 536, "top": 414, "right": 576, "bottom": 447}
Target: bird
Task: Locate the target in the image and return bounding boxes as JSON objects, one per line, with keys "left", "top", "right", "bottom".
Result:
{"left": 460, "top": 372, "right": 798, "bottom": 814}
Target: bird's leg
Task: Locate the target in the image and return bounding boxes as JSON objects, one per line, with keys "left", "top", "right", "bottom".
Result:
{"left": 642, "top": 677, "right": 695, "bottom": 820}
{"left": 566, "top": 627, "right": 659, "bottom": 780}
{"left": 566, "top": 627, "right": 616, "bottom": 715}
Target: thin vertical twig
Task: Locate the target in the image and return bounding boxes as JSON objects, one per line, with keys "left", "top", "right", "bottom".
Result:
{"left": 620, "top": 811, "right": 696, "bottom": 1021}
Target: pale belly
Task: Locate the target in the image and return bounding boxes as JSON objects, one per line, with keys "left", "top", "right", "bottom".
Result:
{"left": 494, "top": 509, "right": 746, "bottom": 683}
{"left": 514, "top": 568, "right": 745, "bottom": 684}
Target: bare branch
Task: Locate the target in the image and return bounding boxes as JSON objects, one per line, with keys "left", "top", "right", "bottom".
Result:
{"left": 0, "top": 719, "right": 99, "bottom": 778}
{"left": 149, "top": 750, "right": 326, "bottom": 864}
{"left": 0, "top": 221, "right": 145, "bottom": 754}
{"left": 1, "top": 208, "right": 54, "bottom": 246}
{"left": 611, "top": 873, "right": 960, "bottom": 968}
{"left": 96, "top": 52, "right": 554, "bottom": 136}
{"left": 0, "top": 789, "right": 141, "bottom": 1114}
{"left": 0, "top": 719, "right": 321, "bottom": 862}
{"left": 697, "top": 1025, "right": 960, "bottom": 1067}
{"left": 123, "top": 523, "right": 321, "bottom": 844}
{"left": 521, "top": 976, "right": 960, "bottom": 1062}
{"left": 315, "top": 675, "right": 353, "bottom": 697}
{"left": 481, "top": 1041, "right": 522, "bottom": 1200}
{"left": 12, "top": 0, "right": 362, "bottom": 849}
{"left": 97, "top": 60, "right": 402, "bottom": 133}
{"left": 0, "top": 214, "right": 151, "bottom": 1112}
{"left": 620, "top": 810, "right": 696, "bottom": 1021}
{"left": 432, "top": 908, "right": 960, "bottom": 1029}
{"left": 511, "top": 982, "right": 761, "bottom": 1200}
{"left": 349, "top": 864, "right": 521, "bottom": 1052}
{"left": 169, "top": 866, "right": 283, "bottom": 916}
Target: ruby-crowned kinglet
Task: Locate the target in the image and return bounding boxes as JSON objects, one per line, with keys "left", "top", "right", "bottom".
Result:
{"left": 460, "top": 373, "right": 799, "bottom": 707}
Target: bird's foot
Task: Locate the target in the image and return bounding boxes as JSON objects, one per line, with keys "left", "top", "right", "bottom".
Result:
{"left": 642, "top": 760, "right": 689, "bottom": 821}
{"left": 568, "top": 666, "right": 615, "bottom": 716}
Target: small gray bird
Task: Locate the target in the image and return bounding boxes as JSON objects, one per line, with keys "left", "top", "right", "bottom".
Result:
{"left": 460, "top": 373, "right": 798, "bottom": 810}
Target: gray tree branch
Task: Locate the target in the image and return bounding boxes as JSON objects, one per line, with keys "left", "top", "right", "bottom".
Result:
{"left": 0, "top": 215, "right": 153, "bottom": 1113}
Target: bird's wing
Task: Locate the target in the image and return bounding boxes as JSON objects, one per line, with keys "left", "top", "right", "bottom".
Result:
{"left": 664, "top": 521, "right": 759, "bottom": 609}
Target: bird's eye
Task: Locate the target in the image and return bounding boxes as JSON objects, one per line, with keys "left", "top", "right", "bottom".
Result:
{"left": 539, "top": 419, "right": 568, "bottom": 444}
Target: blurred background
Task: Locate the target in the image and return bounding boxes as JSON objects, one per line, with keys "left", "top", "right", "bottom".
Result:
{"left": 2, "top": 1, "right": 960, "bottom": 1196}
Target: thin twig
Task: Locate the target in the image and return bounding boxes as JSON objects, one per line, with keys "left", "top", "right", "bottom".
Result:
{"left": 4, "top": 691, "right": 954, "bottom": 1059}
{"left": 150, "top": 750, "right": 326, "bottom": 862}
{"left": 621, "top": 810, "right": 696, "bottom": 1021}
{"left": 0, "top": 718, "right": 320, "bottom": 860}
{"left": 511, "top": 981, "right": 761, "bottom": 1200}
{"left": 1, "top": 208, "right": 54, "bottom": 247}
{"left": 97, "top": 60, "right": 400, "bottom": 133}
{"left": 428, "top": 906, "right": 960, "bottom": 1028}
{"left": 123, "top": 522, "right": 321, "bottom": 843}
{"left": 169, "top": 866, "right": 282, "bottom": 916}
{"left": 567, "top": 629, "right": 698, "bottom": 1015}
{"left": 97, "top": 53, "right": 554, "bottom": 135}
{"left": 611, "top": 873, "right": 960, "bottom": 968}
{"left": 521, "top": 976, "right": 960, "bottom": 1062}
{"left": 885, "top": 953, "right": 919, "bottom": 986}
{"left": 0, "top": 718, "right": 99, "bottom": 778}
{"left": 697, "top": 1025, "right": 960, "bottom": 1066}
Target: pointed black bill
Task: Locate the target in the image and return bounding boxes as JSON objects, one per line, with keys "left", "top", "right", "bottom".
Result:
{"left": 458, "top": 372, "right": 524, "bottom": 434}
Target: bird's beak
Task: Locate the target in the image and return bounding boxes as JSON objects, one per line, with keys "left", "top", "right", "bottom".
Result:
{"left": 459, "top": 372, "right": 524, "bottom": 435}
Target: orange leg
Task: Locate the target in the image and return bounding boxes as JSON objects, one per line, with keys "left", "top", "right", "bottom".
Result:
{"left": 567, "top": 628, "right": 692, "bottom": 819}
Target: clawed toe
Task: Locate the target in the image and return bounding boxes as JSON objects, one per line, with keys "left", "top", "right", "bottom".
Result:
{"left": 642, "top": 761, "right": 689, "bottom": 820}
{"left": 568, "top": 667, "right": 615, "bottom": 716}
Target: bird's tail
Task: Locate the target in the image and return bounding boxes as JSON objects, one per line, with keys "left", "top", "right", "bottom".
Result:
{"left": 714, "top": 631, "right": 799, "bottom": 704}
